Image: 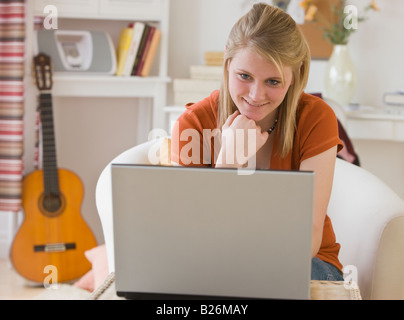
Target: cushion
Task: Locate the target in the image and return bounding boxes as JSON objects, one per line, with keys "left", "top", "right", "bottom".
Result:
{"left": 74, "top": 244, "right": 109, "bottom": 292}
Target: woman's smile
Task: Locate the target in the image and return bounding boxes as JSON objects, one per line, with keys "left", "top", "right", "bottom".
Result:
{"left": 242, "top": 97, "right": 270, "bottom": 108}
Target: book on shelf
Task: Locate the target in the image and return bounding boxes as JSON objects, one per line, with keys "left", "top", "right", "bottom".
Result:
{"left": 116, "top": 22, "right": 162, "bottom": 77}
{"left": 190, "top": 65, "right": 223, "bottom": 81}
{"left": 174, "top": 78, "right": 221, "bottom": 93}
{"left": 138, "top": 28, "right": 161, "bottom": 77}
{"left": 116, "top": 25, "right": 134, "bottom": 76}
{"left": 204, "top": 51, "right": 224, "bottom": 66}
{"left": 172, "top": 52, "right": 224, "bottom": 106}
{"left": 131, "top": 24, "right": 152, "bottom": 76}
{"left": 173, "top": 78, "right": 221, "bottom": 105}
{"left": 121, "top": 22, "right": 145, "bottom": 76}
{"left": 174, "top": 92, "right": 213, "bottom": 106}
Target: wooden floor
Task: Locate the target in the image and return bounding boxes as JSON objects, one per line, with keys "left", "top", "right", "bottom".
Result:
{"left": 0, "top": 259, "right": 46, "bottom": 300}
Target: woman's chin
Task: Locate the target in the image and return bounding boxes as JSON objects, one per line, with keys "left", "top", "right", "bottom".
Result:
{"left": 239, "top": 110, "right": 264, "bottom": 122}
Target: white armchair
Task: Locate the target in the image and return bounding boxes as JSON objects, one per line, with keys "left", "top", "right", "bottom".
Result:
{"left": 328, "top": 158, "right": 404, "bottom": 300}
{"left": 96, "top": 138, "right": 404, "bottom": 300}
{"left": 95, "top": 138, "right": 164, "bottom": 274}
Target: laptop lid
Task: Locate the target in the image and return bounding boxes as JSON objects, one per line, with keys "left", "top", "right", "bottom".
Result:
{"left": 111, "top": 164, "right": 314, "bottom": 300}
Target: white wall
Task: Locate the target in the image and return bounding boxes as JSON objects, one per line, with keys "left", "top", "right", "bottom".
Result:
{"left": 348, "top": 0, "right": 404, "bottom": 108}
{"left": 167, "top": 0, "right": 247, "bottom": 103}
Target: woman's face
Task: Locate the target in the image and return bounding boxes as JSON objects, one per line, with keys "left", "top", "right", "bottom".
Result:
{"left": 227, "top": 47, "right": 294, "bottom": 128}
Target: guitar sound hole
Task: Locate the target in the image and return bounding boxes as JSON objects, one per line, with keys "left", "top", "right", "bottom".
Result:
{"left": 43, "top": 194, "right": 61, "bottom": 212}
{"left": 39, "top": 193, "right": 65, "bottom": 217}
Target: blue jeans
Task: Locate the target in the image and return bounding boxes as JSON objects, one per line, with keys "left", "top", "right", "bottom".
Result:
{"left": 311, "top": 257, "right": 344, "bottom": 281}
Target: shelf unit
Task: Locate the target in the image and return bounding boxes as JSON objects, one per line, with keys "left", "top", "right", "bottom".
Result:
{"left": 346, "top": 110, "right": 404, "bottom": 142}
{"left": 25, "top": 0, "right": 171, "bottom": 131}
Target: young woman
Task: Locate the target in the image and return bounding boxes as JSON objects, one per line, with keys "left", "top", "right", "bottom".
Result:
{"left": 171, "top": 3, "right": 344, "bottom": 281}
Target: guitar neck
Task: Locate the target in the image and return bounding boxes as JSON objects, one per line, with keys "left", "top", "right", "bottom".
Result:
{"left": 39, "top": 93, "right": 60, "bottom": 195}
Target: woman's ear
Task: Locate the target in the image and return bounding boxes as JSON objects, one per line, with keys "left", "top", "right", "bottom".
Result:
{"left": 298, "top": 61, "right": 304, "bottom": 78}
{"left": 291, "top": 61, "right": 304, "bottom": 86}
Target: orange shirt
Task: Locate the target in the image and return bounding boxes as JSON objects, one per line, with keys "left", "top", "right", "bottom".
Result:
{"left": 171, "top": 90, "right": 344, "bottom": 272}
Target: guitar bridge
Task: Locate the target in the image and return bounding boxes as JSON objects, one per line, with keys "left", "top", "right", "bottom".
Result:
{"left": 34, "top": 242, "right": 76, "bottom": 253}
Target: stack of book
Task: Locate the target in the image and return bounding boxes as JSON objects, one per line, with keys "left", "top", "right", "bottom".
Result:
{"left": 116, "top": 22, "right": 161, "bottom": 77}
{"left": 173, "top": 52, "right": 224, "bottom": 106}
{"left": 383, "top": 91, "right": 404, "bottom": 115}
{"left": 204, "top": 51, "right": 224, "bottom": 66}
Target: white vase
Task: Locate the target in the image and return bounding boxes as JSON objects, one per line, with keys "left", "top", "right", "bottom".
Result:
{"left": 324, "top": 45, "right": 357, "bottom": 107}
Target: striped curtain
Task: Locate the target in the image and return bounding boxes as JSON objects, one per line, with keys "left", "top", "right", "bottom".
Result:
{"left": 0, "top": 0, "right": 25, "bottom": 212}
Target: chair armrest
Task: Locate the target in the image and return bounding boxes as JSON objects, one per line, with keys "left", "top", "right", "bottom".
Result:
{"left": 371, "top": 215, "right": 404, "bottom": 299}
{"left": 95, "top": 138, "right": 164, "bottom": 272}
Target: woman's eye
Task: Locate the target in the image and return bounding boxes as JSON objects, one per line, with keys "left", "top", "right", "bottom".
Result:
{"left": 239, "top": 73, "right": 251, "bottom": 80}
{"left": 267, "top": 79, "right": 280, "bottom": 86}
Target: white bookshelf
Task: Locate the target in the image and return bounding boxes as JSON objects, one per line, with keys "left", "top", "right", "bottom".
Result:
{"left": 51, "top": 75, "right": 170, "bottom": 98}
{"left": 25, "top": 0, "right": 171, "bottom": 130}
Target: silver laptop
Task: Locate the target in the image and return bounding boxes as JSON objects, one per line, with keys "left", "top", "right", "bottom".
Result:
{"left": 111, "top": 164, "right": 314, "bottom": 300}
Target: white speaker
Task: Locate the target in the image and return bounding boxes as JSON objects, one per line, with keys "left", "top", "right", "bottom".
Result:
{"left": 34, "top": 29, "right": 116, "bottom": 75}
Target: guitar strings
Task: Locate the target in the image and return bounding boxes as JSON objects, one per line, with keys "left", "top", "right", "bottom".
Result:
{"left": 39, "top": 93, "right": 63, "bottom": 257}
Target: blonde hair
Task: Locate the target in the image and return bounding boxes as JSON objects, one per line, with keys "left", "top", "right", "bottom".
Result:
{"left": 218, "top": 3, "right": 311, "bottom": 157}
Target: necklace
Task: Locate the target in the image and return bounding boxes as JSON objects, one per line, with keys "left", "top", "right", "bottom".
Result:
{"left": 267, "top": 119, "right": 278, "bottom": 135}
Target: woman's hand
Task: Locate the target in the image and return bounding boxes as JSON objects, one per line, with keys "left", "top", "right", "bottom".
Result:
{"left": 216, "top": 111, "right": 269, "bottom": 168}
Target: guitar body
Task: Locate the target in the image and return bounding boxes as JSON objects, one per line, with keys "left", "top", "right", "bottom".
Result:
{"left": 10, "top": 168, "right": 97, "bottom": 283}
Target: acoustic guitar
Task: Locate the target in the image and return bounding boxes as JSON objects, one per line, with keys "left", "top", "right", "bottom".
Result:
{"left": 10, "top": 53, "right": 97, "bottom": 284}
